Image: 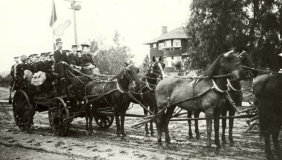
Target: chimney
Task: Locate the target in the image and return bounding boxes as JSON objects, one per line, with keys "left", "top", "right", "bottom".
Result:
{"left": 161, "top": 26, "right": 167, "bottom": 35}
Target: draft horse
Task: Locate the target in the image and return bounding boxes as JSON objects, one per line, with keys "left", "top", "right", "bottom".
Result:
{"left": 83, "top": 62, "right": 140, "bottom": 136}
{"left": 129, "top": 57, "right": 165, "bottom": 136}
{"left": 187, "top": 51, "right": 256, "bottom": 146}
{"left": 154, "top": 51, "right": 246, "bottom": 150}
{"left": 253, "top": 73, "right": 282, "bottom": 159}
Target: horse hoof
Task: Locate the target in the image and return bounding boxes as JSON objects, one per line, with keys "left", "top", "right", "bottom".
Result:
{"left": 85, "top": 131, "right": 90, "bottom": 136}
{"left": 151, "top": 133, "right": 155, "bottom": 137}
{"left": 196, "top": 136, "right": 201, "bottom": 140}
{"left": 122, "top": 133, "right": 127, "bottom": 137}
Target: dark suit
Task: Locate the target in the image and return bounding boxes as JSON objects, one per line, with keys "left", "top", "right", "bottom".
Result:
{"left": 54, "top": 49, "right": 68, "bottom": 77}
{"left": 67, "top": 52, "right": 77, "bottom": 65}
{"left": 54, "top": 49, "right": 68, "bottom": 63}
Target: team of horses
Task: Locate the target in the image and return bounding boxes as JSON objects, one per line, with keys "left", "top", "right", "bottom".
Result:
{"left": 59, "top": 50, "right": 281, "bottom": 159}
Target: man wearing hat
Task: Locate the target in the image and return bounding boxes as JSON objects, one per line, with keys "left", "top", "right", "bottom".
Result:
{"left": 9, "top": 56, "right": 21, "bottom": 91}
{"left": 53, "top": 38, "right": 69, "bottom": 95}
{"left": 67, "top": 45, "right": 79, "bottom": 66}
{"left": 81, "top": 44, "right": 95, "bottom": 74}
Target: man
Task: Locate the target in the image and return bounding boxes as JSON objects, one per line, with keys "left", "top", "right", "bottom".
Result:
{"left": 75, "top": 50, "right": 82, "bottom": 66}
{"left": 81, "top": 44, "right": 95, "bottom": 74}
{"left": 10, "top": 56, "right": 21, "bottom": 91}
{"left": 67, "top": 45, "right": 79, "bottom": 66}
{"left": 54, "top": 38, "right": 68, "bottom": 76}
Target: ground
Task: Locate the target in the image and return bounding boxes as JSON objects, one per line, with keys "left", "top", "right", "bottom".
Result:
{"left": 0, "top": 85, "right": 279, "bottom": 160}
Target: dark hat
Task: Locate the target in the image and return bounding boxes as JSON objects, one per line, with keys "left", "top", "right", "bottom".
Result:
{"left": 13, "top": 56, "right": 19, "bottom": 58}
{"left": 72, "top": 45, "right": 78, "bottom": 48}
{"left": 64, "top": 50, "right": 71, "bottom": 53}
{"left": 76, "top": 50, "right": 82, "bottom": 53}
{"left": 81, "top": 44, "right": 90, "bottom": 47}
{"left": 56, "top": 38, "right": 63, "bottom": 44}
{"left": 41, "top": 53, "right": 47, "bottom": 56}
{"left": 30, "top": 53, "right": 38, "bottom": 57}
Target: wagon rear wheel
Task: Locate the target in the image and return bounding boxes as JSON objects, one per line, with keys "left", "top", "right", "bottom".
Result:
{"left": 13, "top": 90, "right": 34, "bottom": 132}
{"left": 48, "top": 98, "right": 70, "bottom": 136}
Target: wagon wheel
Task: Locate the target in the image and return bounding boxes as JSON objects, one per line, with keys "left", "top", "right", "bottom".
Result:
{"left": 13, "top": 90, "right": 34, "bottom": 132}
{"left": 94, "top": 107, "right": 114, "bottom": 128}
{"left": 48, "top": 97, "right": 70, "bottom": 136}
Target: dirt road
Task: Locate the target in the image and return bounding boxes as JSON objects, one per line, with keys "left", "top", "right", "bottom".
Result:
{"left": 0, "top": 102, "right": 272, "bottom": 160}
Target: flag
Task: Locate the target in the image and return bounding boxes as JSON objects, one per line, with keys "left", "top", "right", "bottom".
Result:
{"left": 49, "top": 0, "right": 57, "bottom": 27}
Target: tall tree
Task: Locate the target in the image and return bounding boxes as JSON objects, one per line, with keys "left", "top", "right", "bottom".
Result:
{"left": 186, "top": 0, "right": 282, "bottom": 70}
{"left": 90, "top": 31, "right": 134, "bottom": 74}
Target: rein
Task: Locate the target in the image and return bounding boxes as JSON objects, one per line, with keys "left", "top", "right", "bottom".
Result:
{"left": 242, "top": 65, "right": 280, "bottom": 74}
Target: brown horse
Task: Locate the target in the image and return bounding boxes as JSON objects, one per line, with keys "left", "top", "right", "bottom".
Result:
{"left": 253, "top": 73, "right": 282, "bottom": 159}
{"left": 129, "top": 59, "right": 165, "bottom": 136}
{"left": 154, "top": 51, "right": 246, "bottom": 150}
{"left": 187, "top": 51, "right": 255, "bottom": 146}
{"left": 84, "top": 62, "right": 140, "bottom": 136}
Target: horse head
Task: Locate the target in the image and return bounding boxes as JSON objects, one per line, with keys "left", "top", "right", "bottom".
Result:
{"left": 121, "top": 61, "right": 141, "bottom": 84}
{"left": 147, "top": 60, "right": 166, "bottom": 80}
{"left": 238, "top": 51, "right": 258, "bottom": 78}
{"left": 205, "top": 50, "right": 247, "bottom": 80}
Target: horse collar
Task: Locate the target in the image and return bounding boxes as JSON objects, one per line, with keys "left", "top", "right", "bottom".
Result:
{"left": 227, "top": 79, "right": 241, "bottom": 92}
{"left": 211, "top": 79, "right": 226, "bottom": 93}
{"left": 116, "top": 82, "right": 125, "bottom": 93}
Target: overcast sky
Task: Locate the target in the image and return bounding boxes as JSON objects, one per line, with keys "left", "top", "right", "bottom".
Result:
{"left": 0, "top": 0, "right": 191, "bottom": 73}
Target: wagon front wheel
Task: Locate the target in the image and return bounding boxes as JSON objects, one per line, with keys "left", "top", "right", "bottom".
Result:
{"left": 94, "top": 114, "right": 114, "bottom": 128}
{"left": 48, "top": 98, "right": 70, "bottom": 136}
{"left": 13, "top": 90, "right": 34, "bottom": 132}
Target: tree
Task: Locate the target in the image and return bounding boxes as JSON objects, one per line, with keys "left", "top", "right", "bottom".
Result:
{"left": 89, "top": 31, "right": 134, "bottom": 75}
{"left": 186, "top": 0, "right": 282, "bottom": 70}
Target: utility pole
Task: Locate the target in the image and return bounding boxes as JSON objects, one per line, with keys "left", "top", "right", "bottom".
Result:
{"left": 65, "top": 0, "right": 81, "bottom": 45}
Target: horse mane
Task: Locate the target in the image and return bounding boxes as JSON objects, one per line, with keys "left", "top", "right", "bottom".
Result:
{"left": 203, "top": 55, "right": 223, "bottom": 78}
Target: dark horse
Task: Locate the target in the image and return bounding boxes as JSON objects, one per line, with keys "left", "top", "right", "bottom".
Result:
{"left": 253, "top": 73, "right": 282, "bottom": 159}
{"left": 84, "top": 62, "right": 140, "bottom": 136}
{"left": 129, "top": 57, "right": 165, "bottom": 136}
{"left": 187, "top": 51, "right": 256, "bottom": 146}
{"left": 154, "top": 51, "right": 246, "bottom": 150}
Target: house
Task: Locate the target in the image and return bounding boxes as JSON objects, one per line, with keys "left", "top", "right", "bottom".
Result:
{"left": 144, "top": 26, "right": 188, "bottom": 71}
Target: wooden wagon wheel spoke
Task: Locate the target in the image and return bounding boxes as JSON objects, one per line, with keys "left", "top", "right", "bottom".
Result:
{"left": 48, "top": 97, "right": 70, "bottom": 136}
{"left": 12, "top": 90, "right": 33, "bottom": 132}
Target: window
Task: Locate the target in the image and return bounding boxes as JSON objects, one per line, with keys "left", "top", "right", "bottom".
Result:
{"left": 165, "top": 40, "right": 171, "bottom": 48}
{"left": 158, "top": 43, "right": 164, "bottom": 50}
{"left": 173, "top": 40, "right": 181, "bottom": 47}
{"left": 153, "top": 43, "right": 156, "bottom": 49}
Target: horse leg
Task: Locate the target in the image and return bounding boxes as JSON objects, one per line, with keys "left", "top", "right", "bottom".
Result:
{"left": 156, "top": 107, "right": 164, "bottom": 145}
{"left": 114, "top": 105, "right": 121, "bottom": 137}
{"left": 214, "top": 108, "right": 221, "bottom": 150}
{"left": 194, "top": 111, "right": 201, "bottom": 140}
{"left": 205, "top": 108, "right": 214, "bottom": 150}
{"left": 85, "top": 106, "right": 89, "bottom": 135}
{"left": 89, "top": 105, "right": 94, "bottom": 134}
{"left": 272, "top": 130, "right": 282, "bottom": 158}
{"left": 229, "top": 109, "right": 235, "bottom": 146}
{"left": 264, "top": 132, "right": 274, "bottom": 159}
{"left": 144, "top": 108, "right": 149, "bottom": 136}
{"left": 221, "top": 108, "right": 227, "bottom": 145}
{"left": 149, "top": 106, "right": 155, "bottom": 136}
{"left": 164, "top": 106, "right": 176, "bottom": 144}
{"left": 120, "top": 109, "right": 126, "bottom": 137}
{"left": 187, "top": 111, "right": 193, "bottom": 139}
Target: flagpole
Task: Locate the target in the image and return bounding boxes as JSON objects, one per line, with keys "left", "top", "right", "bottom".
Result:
{"left": 52, "top": 0, "right": 55, "bottom": 53}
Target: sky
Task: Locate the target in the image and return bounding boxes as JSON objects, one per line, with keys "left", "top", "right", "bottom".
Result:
{"left": 0, "top": 0, "right": 192, "bottom": 73}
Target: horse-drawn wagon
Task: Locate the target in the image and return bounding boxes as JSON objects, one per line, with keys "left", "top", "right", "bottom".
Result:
{"left": 12, "top": 62, "right": 140, "bottom": 136}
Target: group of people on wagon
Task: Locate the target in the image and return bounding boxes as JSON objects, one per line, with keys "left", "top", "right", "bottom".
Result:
{"left": 10, "top": 38, "right": 100, "bottom": 97}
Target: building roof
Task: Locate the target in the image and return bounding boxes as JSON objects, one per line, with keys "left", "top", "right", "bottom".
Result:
{"left": 144, "top": 27, "right": 187, "bottom": 45}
